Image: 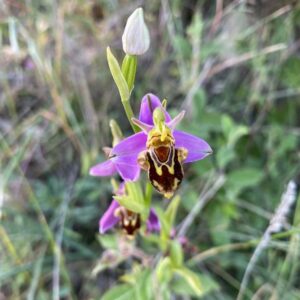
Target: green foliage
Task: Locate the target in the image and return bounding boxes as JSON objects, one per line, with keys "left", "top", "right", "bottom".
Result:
{"left": 101, "top": 284, "right": 134, "bottom": 300}
{"left": 172, "top": 273, "right": 219, "bottom": 297}
{"left": 97, "top": 234, "right": 118, "bottom": 250}
{"left": 173, "top": 267, "right": 204, "bottom": 296}
{"left": 280, "top": 57, "right": 300, "bottom": 88}
{"left": 121, "top": 55, "right": 137, "bottom": 93}
{"left": 156, "top": 195, "right": 180, "bottom": 251}
{"left": 169, "top": 240, "right": 183, "bottom": 267}
{"left": 114, "top": 182, "right": 145, "bottom": 214}
{"left": 106, "top": 47, "right": 130, "bottom": 101}
{"left": 226, "top": 167, "right": 264, "bottom": 198}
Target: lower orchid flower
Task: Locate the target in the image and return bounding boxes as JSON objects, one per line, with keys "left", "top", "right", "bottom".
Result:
{"left": 99, "top": 183, "right": 160, "bottom": 236}
{"left": 90, "top": 93, "right": 212, "bottom": 198}
{"left": 100, "top": 200, "right": 160, "bottom": 236}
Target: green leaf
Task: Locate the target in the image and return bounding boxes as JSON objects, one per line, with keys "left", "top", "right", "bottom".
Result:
{"left": 101, "top": 284, "right": 134, "bottom": 300}
{"left": 114, "top": 195, "right": 144, "bottom": 214}
{"left": 221, "top": 115, "right": 234, "bottom": 138}
{"left": 165, "top": 195, "right": 180, "bottom": 233}
{"left": 114, "top": 182, "right": 145, "bottom": 214}
{"left": 216, "top": 146, "right": 235, "bottom": 169}
{"left": 156, "top": 257, "right": 173, "bottom": 283}
{"left": 120, "top": 267, "right": 153, "bottom": 299}
{"left": 172, "top": 273, "right": 219, "bottom": 297}
{"left": 97, "top": 235, "right": 118, "bottom": 250}
{"left": 156, "top": 208, "right": 170, "bottom": 250}
{"left": 121, "top": 54, "right": 137, "bottom": 93}
{"left": 227, "top": 167, "right": 264, "bottom": 188}
{"left": 173, "top": 267, "right": 204, "bottom": 297}
{"left": 226, "top": 167, "right": 264, "bottom": 197}
{"left": 228, "top": 125, "right": 248, "bottom": 146}
{"left": 173, "top": 35, "right": 191, "bottom": 59}
{"left": 221, "top": 115, "right": 248, "bottom": 147}
{"left": 207, "top": 203, "right": 234, "bottom": 245}
{"left": 181, "top": 190, "right": 198, "bottom": 211}
{"left": 133, "top": 269, "right": 153, "bottom": 300}
{"left": 157, "top": 196, "right": 181, "bottom": 250}
{"left": 170, "top": 240, "right": 183, "bottom": 267}
{"left": 280, "top": 57, "right": 300, "bottom": 88}
{"left": 106, "top": 47, "right": 130, "bottom": 102}
{"left": 193, "top": 89, "right": 206, "bottom": 117}
{"left": 187, "top": 12, "right": 203, "bottom": 40}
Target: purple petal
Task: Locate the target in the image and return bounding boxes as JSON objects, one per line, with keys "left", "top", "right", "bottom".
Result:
{"left": 146, "top": 208, "right": 160, "bottom": 233}
{"left": 174, "top": 130, "right": 212, "bottom": 163}
{"left": 138, "top": 93, "right": 171, "bottom": 125}
{"left": 90, "top": 133, "right": 147, "bottom": 181}
{"left": 114, "top": 155, "right": 141, "bottom": 181}
{"left": 112, "top": 132, "right": 147, "bottom": 156}
{"left": 90, "top": 133, "right": 146, "bottom": 180}
{"left": 111, "top": 132, "right": 147, "bottom": 181}
{"left": 89, "top": 159, "right": 117, "bottom": 177}
{"left": 99, "top": 200, "right": 120, "bottom": 234}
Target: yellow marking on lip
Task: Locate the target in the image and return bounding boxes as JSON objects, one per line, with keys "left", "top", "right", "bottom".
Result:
{"left": 164, "top": 191, "right": 173, "bottom": 199}
{"left": 168, "top": 165, "right": 175, "bottom": 175}
{"left": 131, "top": 216, "right": 138, "bottom": 227}
{"left": 152, "top": 180, "right": 162, "bottom": 191}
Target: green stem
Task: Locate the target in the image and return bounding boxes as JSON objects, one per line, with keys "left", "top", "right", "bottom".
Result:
{"left": 145, "top": 182, "right": 153, "bottom": 207}
{"left": 143, "top": 182, "right": 153, "bottom": 220}
{"left": 122, "top": 97, "right": 140, "bottom": 133}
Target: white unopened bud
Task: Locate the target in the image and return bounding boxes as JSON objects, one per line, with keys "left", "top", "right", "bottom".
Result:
{"left": 122, "top": 8, "right": 150, "bottom": 55}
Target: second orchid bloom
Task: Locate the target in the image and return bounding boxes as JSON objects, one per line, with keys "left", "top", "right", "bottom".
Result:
{"left": 99, "top": 183, "right": 160, "bottom": 237}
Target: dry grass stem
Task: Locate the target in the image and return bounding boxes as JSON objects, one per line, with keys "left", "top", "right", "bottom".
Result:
{"left": 237, "top": 180, "right": 297, "bottom": 300}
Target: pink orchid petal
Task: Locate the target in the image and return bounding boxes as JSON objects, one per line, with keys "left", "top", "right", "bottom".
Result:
{"left": 139, "top": 93, "right": 171, "bottom": 125}
{"left": 89, "top": 159, "right": 117, "bottom": 177}
{"left": 112, "top": 132, "right": 147, "bottom": 156}
{"left": 99, "top": 200, "right": 120, "bottom": 234}
{"left": 115, "top": 156, "right": 141, "bottom": 181}
{"left": 146, "top": 208, "right": 160, "bottom": 233}
{"left": 174, "top": 130, "right": 212, "bottom": 163}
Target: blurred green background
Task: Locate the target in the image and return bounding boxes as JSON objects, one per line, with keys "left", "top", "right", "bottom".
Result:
{"left": 1, "top": 0, "right": 300, "bottom": 299}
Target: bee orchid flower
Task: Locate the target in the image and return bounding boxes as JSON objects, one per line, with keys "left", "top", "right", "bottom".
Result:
{"left": 99, "top": 183, "right": 160, "bottom": 236}
{"left": 90, "top": 93, "right": 212, "bottom": 197}
{"left": 100, "top": 201, "right": 160, "bottom": 236}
